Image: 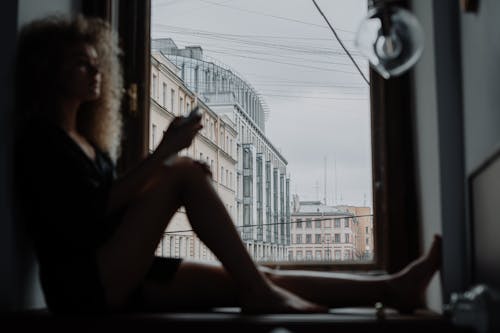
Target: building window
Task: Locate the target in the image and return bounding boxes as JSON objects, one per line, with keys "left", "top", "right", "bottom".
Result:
{"left": 179, "top": 96, "right": 184, "bottom": 115}
{"left": 296, "top": 234, "right": 302, "bottom": 244}
{"left": 288, "top": 251, "right": 293, "bottom": 261}
{"left": 315, "top": 220, "right": 321, "bottom": 228}
{"left": 296, "top": 251, "right": 303, "bottom": 260}
{"left": 152, "top": 73, "right": 158, "bottom": 99}
{"left": 324, "top": 234, "right": 331, "bottom": 243}
{"left": 221, "top": 166, "right": 224, "bottom": 184}
{"left": 366, "top": 226, "right": 369, "bottom": 233}
{"left": 306, "top": 234, "right": 312, "bottom": 244}
{"left": 344, "top": 250, "right": 351, "bottom": 260}
{"left": 345, "top": 233, "right": 350, "bottom": 243}
{"left": 325, "top": 249, "right": 331, "bottom": 260}
{"left": 162, "top": 82, "right": 167, "bottom": 106}
{"left": 170, "top": 89, "right": 175, "bottom": 112}
{"left": 334, "top": 250, "right": 341, "bottom": 260}
{"left": 305, "top": 218, "right": 312, "bottom": 228}
{"left": 334, "top": 233, "right": 340, "bottom": 243}
{"left": 315, "top": 234, "right": 321, "bottom": 244}
{"left": 334, "top": 218, "right": 341, "bottom": 228}
{"left": 296, "top": 219, "right": 302, "bottom": 229}
{"left": 151, "top": 124, "right": 157, "bottom": 149}
{"left": 243, "top": 176, "right": 251, "bottom": 196}
{"left": 344, "top": 218, "right": 349, "bottom": 228}
{"left": 170, "top": 236, "right": 175, "bottom": 257}
{"left": 179, "top": 237, "right": 184, "bottom": 258}
{"left": 305, "top": 251, "right": 312, "bottom": 260}
{"left": 187, "top": 101, "right": 190, "bottom": 113}
{"left": 315, "top": 250, "right": 322, "bottom": 260}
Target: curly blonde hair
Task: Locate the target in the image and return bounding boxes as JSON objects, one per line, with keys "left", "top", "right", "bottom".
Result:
{"left": 16, "top": 15, "right": 123, "bottom": 162}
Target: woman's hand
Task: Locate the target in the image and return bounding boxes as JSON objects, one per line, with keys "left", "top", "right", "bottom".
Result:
{"left": 155, "top": 116, "right": 203, "bottom": 159}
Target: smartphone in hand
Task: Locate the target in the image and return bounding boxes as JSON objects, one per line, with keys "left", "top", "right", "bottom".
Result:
{"left": 181, "top": 106, "right": 202, "bottom": 125}
{"left": 163, "top": 106, "right": 202, "bottom": 166}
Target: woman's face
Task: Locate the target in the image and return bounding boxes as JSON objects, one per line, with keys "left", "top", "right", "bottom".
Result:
{"left": 58, "top": 42, "right": 102, "bottom": 102}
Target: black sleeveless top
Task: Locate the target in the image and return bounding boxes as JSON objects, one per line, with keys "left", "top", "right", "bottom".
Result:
{"left": 15, "top": 120, "right": 117, "bottom": 313}
{"left": 16, "top": 120, "right": 183, "bottom": 313}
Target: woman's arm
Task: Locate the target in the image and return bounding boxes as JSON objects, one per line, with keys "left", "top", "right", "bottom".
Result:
{"left": 105, "top": 117, "right": 203, "bottom": 213}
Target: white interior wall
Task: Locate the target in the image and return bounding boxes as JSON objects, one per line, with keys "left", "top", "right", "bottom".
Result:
{"left": 411, "top": 0, "right": 443, "bottom": 313}
{"left": 18, "top": 0, "right": 81, "bottom": 27}
{"left": 412, "top": 0, "right": 500, "bottom": 311}
{"left": 460, "top": 0, "right": 500, "bottom": 174}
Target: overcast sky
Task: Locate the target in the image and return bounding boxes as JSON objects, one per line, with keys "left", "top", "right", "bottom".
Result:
{"left": 151, "top": 0, "right": 372, "bottom": 208}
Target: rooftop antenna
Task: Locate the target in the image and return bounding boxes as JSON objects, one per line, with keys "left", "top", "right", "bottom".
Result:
{"left": 323, "top": 156, "right": 327, "bottom": 205}
{"left": 334, "top": 156, "right": 338, "bottom": 205}
{"left": 314, "top": 181, "right": 320, "bottom": 201}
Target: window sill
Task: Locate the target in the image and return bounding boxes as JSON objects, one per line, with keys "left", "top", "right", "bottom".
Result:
{"left": 2, "top": 308, "right": 471, "bottom": 333}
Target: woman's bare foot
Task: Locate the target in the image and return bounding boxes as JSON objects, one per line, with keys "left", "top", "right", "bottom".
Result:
{"left": 385, "top": 235, "right": 442, "bottom": 313}
{"left": 240, "top": 283, "right": 328, "bottom": 314}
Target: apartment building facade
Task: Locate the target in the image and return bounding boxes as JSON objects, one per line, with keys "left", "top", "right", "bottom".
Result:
{"left": 336, "top": 205, "right": 374, "bottom": 260}
{"left": 289, "top": 201, "right": 359, "bottom": 261}
{"left": 150, "top": 52, "right": 237, "bottom": 262}
{"left": 152, "top": 38, "right": 291, "bottom": 261}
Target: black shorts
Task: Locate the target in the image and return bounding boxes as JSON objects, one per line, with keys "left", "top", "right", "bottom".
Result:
{"left": 43, "top": 256, "right": 183, "bottom": 314}
{"left": 125, "top": 256, "right": 184, "bottom": 312}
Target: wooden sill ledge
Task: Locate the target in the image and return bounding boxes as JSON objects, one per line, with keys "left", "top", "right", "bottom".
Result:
{"left": 1, "top": 307, "right": 473, "bottom": 333}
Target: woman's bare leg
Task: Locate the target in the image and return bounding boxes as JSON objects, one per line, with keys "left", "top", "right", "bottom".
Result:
{"left": 135, "top": 261, "right": 239, "bottom": 311}
{"left": 97, "top": 157, "right": 324, "bottom": 312}
{"left": 97, "top": 161, "right": 184, "bottom": 307}
{"left": 135, "top": 235, "right": 441, "bottom": 313}
{"left": 171, "top": 158, "right": 326, "bottom": 313}
{"left": 268, "top": 235, "right": 442, "bottom": 311}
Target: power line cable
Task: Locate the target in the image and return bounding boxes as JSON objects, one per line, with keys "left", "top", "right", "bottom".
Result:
{"left": 311, "top": 0, "right": 370, "bottom": 86}
{"left": 152, "top": 0, "right": 186, "bottom": 8}
{"left": 204, "top": 49, "right": 361, "bottom": 74}
{"left": 153, "top": 25, "right": 362, "bottom": 57}
{"left": 192, "top": 45, "right": 358, "bottom": 67}
{"left": 195, "top": 0, "right": 355, "bottom": 34}
{"left": 163, "top": 214, "right": 374, "bottom": 235}
{"left": 156, "top": 36, "right": 359, "bottom": 67}
{"left": 257, "top": 87, "right": 366, "bottom": 94}
{"left": 252, "top": 83, "right": 368, "bottom": 89}
{"left": 161, "top": 42, "right": 363, "bottom": 75}
{"left": 153, "top": 0, "right": 234, "bottom": 17}
{"left": 260, "top": 94, "right": 368, "bottom": 101}
{"left": 153, "top": 23, "right": 354, "bottom": 42}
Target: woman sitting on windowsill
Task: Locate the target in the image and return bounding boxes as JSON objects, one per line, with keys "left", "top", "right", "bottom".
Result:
{"left": 14, "top": 15, "right": 441, "bottom": 314}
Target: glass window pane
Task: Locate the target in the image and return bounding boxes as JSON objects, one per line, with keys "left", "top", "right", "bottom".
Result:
{"left": 151, "top": 0, "right": 374, "bottom": 264}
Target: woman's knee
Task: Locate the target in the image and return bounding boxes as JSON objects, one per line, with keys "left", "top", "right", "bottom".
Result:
{"left": 169, "top": 156, "right": 212, "bottom": 183}
{"left": 145, "top": 156, "right": 211, "bottom": 203}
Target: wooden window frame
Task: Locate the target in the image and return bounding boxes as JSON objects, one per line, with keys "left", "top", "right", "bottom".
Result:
{"left": 85, "top": 0, "right": 152, "bottom": 173}
{"left": 86, "top": 0, "right": 419, "bottom": 274}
